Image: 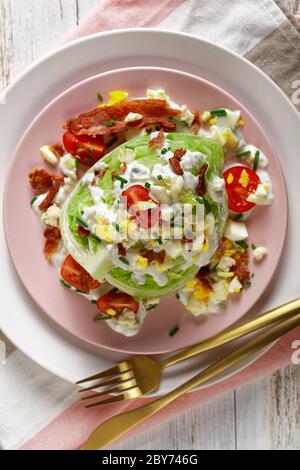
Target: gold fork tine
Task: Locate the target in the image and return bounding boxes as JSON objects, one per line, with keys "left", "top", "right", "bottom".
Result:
{"left": 78, "top": 370, "right": 135, "bottom": 393}
{"left": 85, "top": 387, "right": 142, "bottom": 409}
{"left": 81, "top": 379, "right": 138, "bottom": 401}
{"left": 76, "top": 362, "right": 130, "bottom": 384}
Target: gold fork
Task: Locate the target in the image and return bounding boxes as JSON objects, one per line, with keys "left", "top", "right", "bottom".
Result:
{"left": 77, "top": 297, "right": 300, "bottom": 408}
{"left": 84, "top": 310, "right": 300, "bottom": 450}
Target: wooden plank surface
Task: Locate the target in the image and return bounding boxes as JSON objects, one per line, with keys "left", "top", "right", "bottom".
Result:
{"left": 0, "top": 0, "right": 299, "bottom": 450}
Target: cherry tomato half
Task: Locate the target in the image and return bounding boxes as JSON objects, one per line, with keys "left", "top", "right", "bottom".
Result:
{"left": 223, "top": 165, "right": 260, "bottom": 213}
{"left": 96, "top": 291, "right": 139, "bottom": 316}
{"left": 63, "top": 132, "right": 105, "bottom": 167}
{"left": 122, "top": 184, "right": 150, "bottom": 208}
{"left": 60, "top": 255, "right": 100, "bottom": 291}
{"left": 122, "top": 184, "right": 160, "bottom": 229}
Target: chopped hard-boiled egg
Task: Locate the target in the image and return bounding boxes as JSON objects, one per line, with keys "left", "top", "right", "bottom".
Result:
{"left": 223, "top": 128, "right": 239, "bottom": 148}
{"left": 136, "top": 255, "right": 148, "bottom": 268}
{"left": 224, "top": 219, "right": 248, "bottom": 241}
{"left": 228, "top": 276, "right": 243, "bottom": 293}
{"left": 253, "top": 246, "right": 268, "bottom": 261}
{"left": 40, "top": 145, "right": 59, "bottom": 165}
{"left": 246, "top": 171, "right": 274, "bottom": 206}
{"left": 99, "top": 90, "right": 128, "bottom": 107}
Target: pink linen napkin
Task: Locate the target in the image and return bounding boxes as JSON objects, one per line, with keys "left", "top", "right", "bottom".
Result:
{"left": 1, "top": 0, "right": 299, "bottom": 450}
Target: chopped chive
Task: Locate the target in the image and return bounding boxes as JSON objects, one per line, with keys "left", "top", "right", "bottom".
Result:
{"left": 105, "top": 121, "right": 116, "bottom": 127}
{"left": 119, "top": 256, "right": 129, "bottom": 265}
{"left": 195, "top": 196, "right": 204, "bottom": 204}
{"left": 76, "top": 216, "right": 88, "bottom": 228}
{"left": 124, "top": 144, "right": 135, "bottom": 150}
{"left": 175, "top": 293, "right": 180, "bottom": 300}
{"left": 30, "top": 195, "right": 38, "bottom": 205}
{"left": 60, "top": 279, "right": 71, "bottom": 289}
{"left": 236, "top": 240, "right": 249, "bottom": 250}
{"left": 113, "top": 222, "right": 120, "bottom": 233}
{"left": 157, "top": 175, "right": 163, "bottom": 181}
{"left": 106, "top": 136, "right": 118, "bottom": 148}
{"left": 91, "top": 299, "right": 97, "bottom": 304}
{"left": 93, "top": 315, "right": 111, "bottom": 322}
{"left": 209, "top": 109, "right": 227, "bottom": 117}
{"left": 169, "top": 325, "right": 180, "bottom": 337}
{"left": 145, "top": 182, "right": 151, "bottom": 189}
{"left": 234, "top": 214, "right": 243, "bottom": 221}
{"left": 251, "top": 272, "right": 255, "bottom": 278}
{"left": 146, "top": 305, "right": 157, "bottom": 311}
{"left": 156, "top": 237, "right": 163, "bottom": 245}
{"left": 251, "top": 243, "right": 257, "bottom": 250}
{"left": 161, "top": 147, "right": 170, "bottom": 155}
{"left": 237, "top": 150, "right": 251, "bottom": 158}
{"left": 243, "top": 279, "right": 252, "bottom": 288}
{"left": 90, "top": 233, "right": 101, "bottom": 243}
{"left": 114, "top": 175, "right": 127, "bottom": 188}
{"left": 211, "top": 264, "right": 218, "bottom": 273}
{"left": 110, "top": 287, "right": 119, "bottom": 294}
{"left": 97, "top": 92, "right": 103, "bottom": 102}
{"left": 86, "top": 156, "right": 93, "bottom": 164}
{"left": 203, "top": 199, "right": 211, "bottom": 213}
{"left": 253, "top": 150, "right": 260, "bottom": 172}
{"left": 74, "top": 158, "right": 79, "bottom": 169}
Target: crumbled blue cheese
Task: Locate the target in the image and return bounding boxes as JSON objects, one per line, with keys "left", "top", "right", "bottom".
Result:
{"left": 124, "top": 112, "right": 143, "bottom": 123}
{"left": 128, "top": 162, "right": 150, "bottom": 181}
{"left": 41, "top": 204, "right": 61, "bottom": 227}
{"left": 59, "top": 154, "right": 77, "bottom": 179}
{"left": 180, "top": 151, "right": 205, "bottom": 172}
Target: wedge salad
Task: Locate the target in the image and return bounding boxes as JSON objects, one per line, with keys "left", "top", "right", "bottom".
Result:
{"left": 28, "top": 88, "right": 274, "bottom": 336}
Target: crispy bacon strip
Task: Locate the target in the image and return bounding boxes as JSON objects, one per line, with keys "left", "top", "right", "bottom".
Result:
{"left": 28, "top": 168, "right": 65, "bottom": 211}
{"left": 51, "top": 144, "right": 65, "bottom": 157}
{"left": 118, "top": 243, "right": 126, "bottom": 257}
{"left": 169, "top": 148, "right": 186, "bottom": 176}
{"left": 232, "top": 251, "right": 250, "bottom": 284}
{"left": 148, "top": 129, "right": 165, "bottom": 149}
{"left": 77, "top": 225, "right": 90, "bottom": 237}
{"left": 196, "top": 163, "right": 208, "bottom": 197}
{"left": 140, "top": 249, "right": 166, "bottom": 264}
{"left": 112, "top": 162, "right": 127, "bottom": 180}
{"left": 91, "top": 167, "right": 108, "bottom": 186}
{"left": 64, "top": 99, "right": 179, "bottom": 136}
{"left": 39, "top": 181, "right": 62, "bottom": 211}
{"left": 196, "top": 265, "right": 210, "bottom": 278}
{"left": 197, "top": 275, "right": 213, "bottom": 293}
{"left": 28, "top": 167, "right": 62, "bottom": 193}
{"left": 43, "top": 225, "right": 61, "bottom": 258}
{"left": 191, "top": 111, "right": 201, "bottom": 134}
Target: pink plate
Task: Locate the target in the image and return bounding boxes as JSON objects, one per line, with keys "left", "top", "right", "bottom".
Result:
{"left": 3, "top": 67, "right": 287, "bottom": 354}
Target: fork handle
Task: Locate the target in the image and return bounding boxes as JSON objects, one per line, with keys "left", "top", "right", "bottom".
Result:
{"left": 84, "top": 311, "right": 300, "bottom": 450}
{"left": 161, "top": 297, "right": 300, "bottom": 369}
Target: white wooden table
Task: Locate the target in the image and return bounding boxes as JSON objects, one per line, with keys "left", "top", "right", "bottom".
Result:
{"left": 1, "top": 0, "right": 299, "bottom": 450}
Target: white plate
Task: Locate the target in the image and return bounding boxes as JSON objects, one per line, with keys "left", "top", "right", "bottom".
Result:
{"left": 1, "top": 29, "right": 299, "bottom": 393}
